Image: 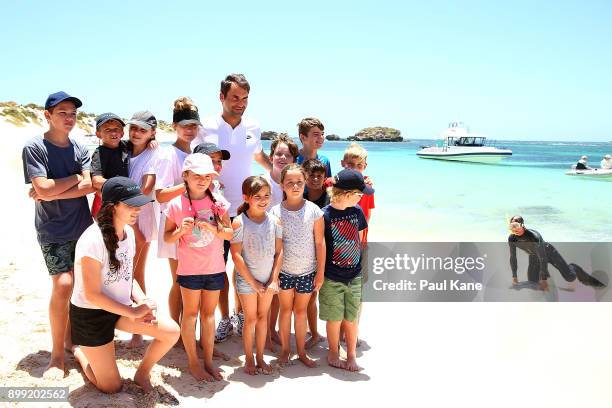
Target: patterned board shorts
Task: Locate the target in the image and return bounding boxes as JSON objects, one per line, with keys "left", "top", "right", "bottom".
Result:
{"left": 279, "top": 271, "right": 316, "bottom": 294}
{"left": 39, "top": 240, "right": 78, "bottom": 275}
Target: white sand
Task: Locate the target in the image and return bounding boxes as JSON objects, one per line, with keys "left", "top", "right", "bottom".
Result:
{"left": 1, "top": 118, "right": 611, "bottom": 407}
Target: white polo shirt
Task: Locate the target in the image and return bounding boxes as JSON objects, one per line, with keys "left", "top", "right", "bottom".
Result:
{"left": 192, "top": 114, "right": 263, "bottom": 217}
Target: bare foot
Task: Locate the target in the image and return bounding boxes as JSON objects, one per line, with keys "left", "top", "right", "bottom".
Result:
{"left": 128, "top": 334, "right": 144, "bottom": 349}
{"left": 189, "top": 363, "right": 214, "bottom": 382}
{"left": 298, "top": 353, "right": 318, "bottom": 368}
{"left": 256, "top": 358, "right": 273, "bottom": 374}
{"left": 278, "top": 349, "right": 291, "bottom": 366}
{"left": 43, "top": 356, "right": 65, "bottom": 380}
{"left": 213, "top": 347, "right": 230, "bottom": 361}
{"left": 265, "top": 338, "right": 278, "bottom": 353}
{"left": 134, "top": 369, "right": 154, "bottom": 393}
{"left": 244, "top": 361, "right": 258, "bottom": 376}
{"left": 305, "top": 334, "right": 325, "bottom": 350}
{"left": 205, "top": 363, "right": 223, "bottom": 381}
{"left": 345, "top": 356, "right": 363, "bottom": 372}
{"left": 327, "top": 353, "right": 346, "bottom": 370}
{"left": 270, "top": 330, "right": 281, "bottom": 345}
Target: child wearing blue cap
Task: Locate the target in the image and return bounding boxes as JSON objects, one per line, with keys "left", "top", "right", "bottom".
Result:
{"left": 22, "top": 91, "right": 95, "bottom": 379}
{"left": 319, "top": 169, "right": 371, "bottom": 372}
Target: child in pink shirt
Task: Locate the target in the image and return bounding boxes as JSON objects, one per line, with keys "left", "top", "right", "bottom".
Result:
{"left": 164, "top": 153, "right": 233, "bottom": 382}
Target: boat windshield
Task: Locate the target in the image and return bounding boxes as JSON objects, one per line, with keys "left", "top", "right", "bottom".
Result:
{"left": 453, "top": 137, "right": 485, "bottom": 147}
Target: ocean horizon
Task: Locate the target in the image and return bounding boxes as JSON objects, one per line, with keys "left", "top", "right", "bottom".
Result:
{"left": 254, "top": 139, "right": 612, "bottom": 242}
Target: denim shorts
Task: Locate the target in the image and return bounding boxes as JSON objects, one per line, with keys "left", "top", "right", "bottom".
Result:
{"left": 235, "top": 273, "right": 269, "bottom": 295}
{"left": 39, "top": 240, "right": 78, "bottom": 275}
{"left": 177, "top": 272, "right": 226, "bottom": 291}
{"left": 279, "top": 271, "right": 316, "bottom": 294}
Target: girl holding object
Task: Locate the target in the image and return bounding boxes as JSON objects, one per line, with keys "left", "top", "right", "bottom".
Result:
{"left": 163, "top": 153, "right": 232, "bottom": 382}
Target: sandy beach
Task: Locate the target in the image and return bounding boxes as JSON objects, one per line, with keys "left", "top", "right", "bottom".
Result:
{"left": 2, "top": 118, "right": 612, "bottom": 408}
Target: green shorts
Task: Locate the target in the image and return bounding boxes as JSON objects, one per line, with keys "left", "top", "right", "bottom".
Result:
{"left": 319, "top": 276, "right": 362, "bottom": 322}
{"left": 39, "top": 240, "right": 77, "bottom": 275}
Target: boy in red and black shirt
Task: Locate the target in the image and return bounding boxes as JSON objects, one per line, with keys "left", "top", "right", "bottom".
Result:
{"left": 341, "top": 143, "right": 375, "bottom": 246}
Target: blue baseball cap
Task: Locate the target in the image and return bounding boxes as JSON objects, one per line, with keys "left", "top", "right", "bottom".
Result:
{"left": 102, "top": 176, "right": 153, "bottom": 207}
{"left": 44, "top": 91, "right": 82, "bottom": 110}
{"left": 334, "top": 169, "right": 374, "bottom": 195}
{"left": 96, "top": 112, "right": 125, "bottom": 129}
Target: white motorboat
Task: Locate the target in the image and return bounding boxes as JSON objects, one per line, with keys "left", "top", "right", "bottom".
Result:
{"left": 417, "top": 122, "right": 512, "bottom": 163}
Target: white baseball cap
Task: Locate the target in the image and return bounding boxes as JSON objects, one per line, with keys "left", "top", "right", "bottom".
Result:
{"left": 182, "top": 153, "right": 219, "bottom": 175}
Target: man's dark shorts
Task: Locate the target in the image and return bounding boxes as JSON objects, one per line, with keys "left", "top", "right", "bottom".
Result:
{"left": 39, "top": 240, "right": 78, "bottom": 275}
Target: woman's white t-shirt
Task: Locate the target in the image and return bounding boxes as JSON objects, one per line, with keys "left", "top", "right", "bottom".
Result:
{"left": 71, "top": 223, "right": 135, "bottom": 309}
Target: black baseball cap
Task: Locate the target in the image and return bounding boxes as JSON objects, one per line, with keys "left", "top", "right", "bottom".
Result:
{"left": 96, "top": 112, "right": 126, "bottom": 129}
{"left": 193, "top": 142, "right": 230, "bottom": 160}
{"left": 45, "top": 91, "right": 82, "bottom": 110}
{"left": 102, "top": 177, "right": 153, "bottom": 207}
{"left": 334, "top": 169, "right": 374, "bottom": 195}
{"left": 127, "top": 111, "right": 157, "bottom": 130}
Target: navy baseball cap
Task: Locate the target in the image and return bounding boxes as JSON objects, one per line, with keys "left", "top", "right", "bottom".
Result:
{"left": 334, "top": 169, "right": 374, "bottom": 195}
{"left": 193, "top": 142, "right": 230, "bottom": 160}
{"left": 127, "top": 111, "right": 157, "bottom": 130}
{"left": 45, "top": 91, "right": 82, "bottom": 110}
{"left": 102, "top": 177, "right": 153, "bottom": 207}
{"left": 96, "top": 112, "right": 126, "bottom": 129}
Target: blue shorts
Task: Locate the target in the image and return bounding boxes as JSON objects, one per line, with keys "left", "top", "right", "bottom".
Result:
{"left": 279, "top": 271, "right": 315, "bottom": 294}
{"left": 235, "top": 273, "right": 269, "bottom": 295}
{"left": 177, "top": 272, "right": 226, "bottom": 291}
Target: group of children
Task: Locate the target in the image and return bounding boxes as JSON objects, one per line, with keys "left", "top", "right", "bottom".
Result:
{"left": 22, "top": 90, "right": 376, "bottom": 393}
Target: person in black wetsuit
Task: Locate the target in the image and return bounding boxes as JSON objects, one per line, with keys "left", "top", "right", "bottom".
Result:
{"left": 508, "top": 215, "right": 605, "bottom": 291}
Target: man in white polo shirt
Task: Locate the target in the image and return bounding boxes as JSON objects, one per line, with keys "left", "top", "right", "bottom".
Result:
{"left": 192, "top": 73, "right": 271, "bottom": 342}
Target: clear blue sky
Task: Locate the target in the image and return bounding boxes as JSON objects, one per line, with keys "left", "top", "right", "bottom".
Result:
{"left": 1, "top": 0, "right": 611, "bottom": 141}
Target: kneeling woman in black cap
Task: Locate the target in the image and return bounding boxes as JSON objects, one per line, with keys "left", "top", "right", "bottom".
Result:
{"left": 508, "top": 215, "right": 605, "bottom": 291}
{"left": 70, "top": 177, "right": 179, "bottom": 393}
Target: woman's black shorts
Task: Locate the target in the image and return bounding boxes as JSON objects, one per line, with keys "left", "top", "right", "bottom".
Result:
{"left": 70, "top": 303, "right": 121, "bottom": 347}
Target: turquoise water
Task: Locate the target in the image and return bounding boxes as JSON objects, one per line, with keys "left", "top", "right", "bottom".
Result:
{"left": 258, "top": 140, "right": 611, "bottom": 242}
{"left": 156, "top": 140, "right": 610, "bottom": 242}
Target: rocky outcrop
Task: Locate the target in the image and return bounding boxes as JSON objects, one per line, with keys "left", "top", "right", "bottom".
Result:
{"left": 325, "top": 134, "right": 341, "bottom": 141}
{"left": 348, "top": 127, "right": 403, "bottom": 142}
{"left": 261, "top": 131, "right": 278, "bottom": 140}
